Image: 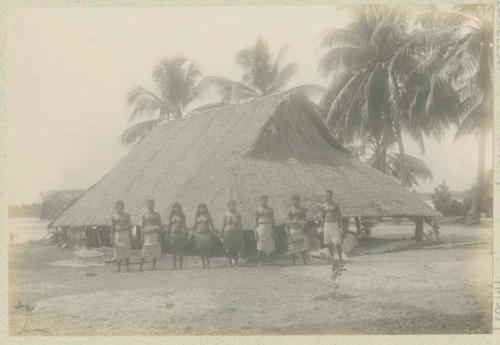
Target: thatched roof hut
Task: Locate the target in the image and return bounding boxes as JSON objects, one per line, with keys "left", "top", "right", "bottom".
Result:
{"left": 51, "top": 92, "right": 438, "bottom": 229}
{"left": 40, "top": 190, "right": 84, "bottom": 220}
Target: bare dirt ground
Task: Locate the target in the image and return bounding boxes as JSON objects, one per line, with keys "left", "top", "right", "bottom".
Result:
{"left": 9, "top": 222, "right": 492, "bottom": 335}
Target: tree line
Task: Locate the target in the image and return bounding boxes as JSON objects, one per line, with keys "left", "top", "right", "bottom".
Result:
{"left": 122, "top": 4, "right": 492, "bottom": 222}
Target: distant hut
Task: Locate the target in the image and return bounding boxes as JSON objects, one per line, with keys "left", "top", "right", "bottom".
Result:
{"left": 40, "top": 190, "right": 83, "bottom": 220}
{"left": 51, "top": 92, "right": 439, "bottom": 249}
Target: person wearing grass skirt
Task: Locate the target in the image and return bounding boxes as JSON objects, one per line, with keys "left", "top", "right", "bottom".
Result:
{"left": 220, "top": 200, "right": 243, "bottom": 267}
{"left": 110, "top": 200, "right": 134, "bottom": 272}
{"left": 139, "top": 199, "right": 162, "bottom": 271}
{"left": 168, "top": 202, "right": 188, "bottom": 270}
{"left": 192, "top": 203, "right": 216, "bottom": 269}
{"left": 254, "top": 195, "right": 276, "bottom": 266}
{"left": 321, "top": 190, "right": 343, "bottom": 262}
{"left": 287, "top": 194, "right": 309, "bottom": 266}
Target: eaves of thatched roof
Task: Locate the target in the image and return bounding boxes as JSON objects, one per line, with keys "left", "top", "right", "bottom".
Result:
{"left": 51, "top": 92, "right": 439, "bottom": 229}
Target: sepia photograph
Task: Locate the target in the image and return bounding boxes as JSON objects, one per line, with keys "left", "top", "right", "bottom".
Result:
{"left": 5, "top": 1, "right": 496, "bottom": 337}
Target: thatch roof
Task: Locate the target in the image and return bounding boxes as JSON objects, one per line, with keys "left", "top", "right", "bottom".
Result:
{"left": 51, "top": 92, "right": 439, "bottom": 229}
{"left": 40, "top": 190, "right": 84, "bottom": 220}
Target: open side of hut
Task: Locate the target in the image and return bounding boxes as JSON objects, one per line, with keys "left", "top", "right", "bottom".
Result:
{"left": 51, "top": 92, "right": 439, "bottom": 242}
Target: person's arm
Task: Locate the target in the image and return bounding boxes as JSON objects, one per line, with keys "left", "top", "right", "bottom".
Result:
{"left": 286, "top": 210, "right": 292, "bottom": 235}
{"left": 220, "top": 215, "right": 227, "bottom": 237}
{"left": 110, "top": 217, "right": 116, "bottom": 245}
{"left": 237, "top": 213, "right": 243, "bottom": 232}
{"left": 209, "top": 214, "right": 215, "bottom": 232}
{"left": 270, "top": 208, "right": 276, "bottom": 239}
{"left": 320, "top": 206, "right": 325, "bottom": 232}
{"left": 254, "top": 210, "right": 259, "bottom": 240}
{"left": 337, "top": 204, "right": 342, "bottom": 229}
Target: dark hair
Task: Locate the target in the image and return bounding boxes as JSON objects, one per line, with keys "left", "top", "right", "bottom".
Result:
{"left": 169, "top": 202, "right": 185, "bottom": 223}
{"left": 195, "top": 203, "right": 209, "bottom": 218}
{"left": 326, "top": 190, "right": 333, "bottom": 194}
{"left": 259, "top": 194, "right": 268, "bottom": 201}
{"left": 115, "top": 200, "right": 124, "bottom": 208}
{"left": 228, "top": 200, "right": 236, "bottom": 207}
{"left": 291, "top": 194, "right": 300, "bottom": 201}
{"left": 146, "top": 199, "right": 155, "bottom": 205}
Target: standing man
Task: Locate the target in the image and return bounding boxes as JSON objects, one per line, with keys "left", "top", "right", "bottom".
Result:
{"left": 321, "top": 190, "right": 343, "bottom": 262}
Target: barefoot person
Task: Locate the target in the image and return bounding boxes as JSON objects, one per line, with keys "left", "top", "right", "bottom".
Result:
{"left": 110, "top": 200, "right": 133, "bottom": 272}
{"left": 287, "top": 194, "right": 309, "bottom": 266}
{"left": 321, "top": 190, "right": 343, "bottom": 262}
{"left": 220, "top": 200, "right": 243, "bottom": 267}
{"left": 193, "top": 203, "right": 216, "bottom": 269}
{"left": 254, "top": 195, "right": 276, "bottom": 266}
{"left": 168, "top": 202, "right": 188, "bottom": 270}
{"left": 139, "top": 199, "right": 162, "bottom": 271}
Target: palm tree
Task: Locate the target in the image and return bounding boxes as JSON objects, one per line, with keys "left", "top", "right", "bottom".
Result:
{"left": 417, "top": 4, "right": 493, "bottom": 220}
{"left": 349, "top": 139, "right": 433, "bottom": 187}
{"left": 318, "top": 5, "right": 458, "bottom": 186}
{"left": 200, "top": 37, "right": 324, "bottom": 104}
{"left": 122, "top": 57, "right": 203, "bottom": 145}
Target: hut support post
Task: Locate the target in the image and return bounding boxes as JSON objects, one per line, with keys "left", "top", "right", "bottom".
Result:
{"left": 414, "top": 217, "right": 424, "bottom": 242}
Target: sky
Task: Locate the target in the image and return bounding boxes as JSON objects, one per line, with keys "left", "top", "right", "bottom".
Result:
{"left": 7, "top": 6, "right": 492, "bottom": 205}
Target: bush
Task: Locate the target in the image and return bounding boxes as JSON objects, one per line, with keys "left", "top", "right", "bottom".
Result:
{"left": 431, "top": 180, "right": 470, "bottom": 217}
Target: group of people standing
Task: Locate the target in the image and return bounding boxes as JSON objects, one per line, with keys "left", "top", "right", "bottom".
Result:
{"left": 110, "top": 190, "right": 344, "bottom": 272}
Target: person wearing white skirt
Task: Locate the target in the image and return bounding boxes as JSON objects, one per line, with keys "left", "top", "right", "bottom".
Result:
{"left": 140, "top": 199, "right": 162, "bottom": 271}
{"left": 254, "top": 195, "right": 276, "bottom": 266}
{"left": 110, "top": 200, "right": 134, "bottom": 272}
{"left": 321, "top": 190, "right": 343, "bottom": 262}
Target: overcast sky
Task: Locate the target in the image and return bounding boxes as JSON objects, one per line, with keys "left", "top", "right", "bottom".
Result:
{"left": 7, "top": 6, "right": 492, "bottom": 204}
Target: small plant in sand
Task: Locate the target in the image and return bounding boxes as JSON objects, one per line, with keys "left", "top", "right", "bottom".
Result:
{"left": 331, "top": 261, "right": 347, "bottom": 291}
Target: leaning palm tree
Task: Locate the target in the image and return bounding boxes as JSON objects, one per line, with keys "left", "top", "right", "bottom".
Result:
{"left": 122, "top": 57, "right": 203, "bottom": 145}
{"left": 318, "top": 5, "right": 458, "bottom": 186}
{"left": 416, "top": 4, "right": 493, "bottom": 221}
{"left": 200, "top": 37, "right": 324, "bottom": 104}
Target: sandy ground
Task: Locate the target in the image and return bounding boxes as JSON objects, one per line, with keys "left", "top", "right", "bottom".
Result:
{"left": 9, "top": 222, "right": 493, "bottom": 335}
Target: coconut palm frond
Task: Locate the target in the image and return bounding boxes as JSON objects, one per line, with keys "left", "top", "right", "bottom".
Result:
{"left": 387, "top": 153, "right": 433, "bottom": 186}
{"left": 121, "top": 119, "right": 162, "bottom": 145}
{"left": 288, "top": 84, "right": 325, "bottom": 101}
{"left": 126, "top": 86, "right": 166, "bottom": 121}
{"left": 188, "top": 102, "right": 225, "bottom": 114}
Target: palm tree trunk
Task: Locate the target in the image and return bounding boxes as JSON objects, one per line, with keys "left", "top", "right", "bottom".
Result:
{"left": 395, "top": 123, "right": 407, "bottom": 187}
{"left": 471, "top": 117, "right": 488, "bottom": 223}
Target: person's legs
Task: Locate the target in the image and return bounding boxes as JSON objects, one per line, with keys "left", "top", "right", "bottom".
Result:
{"left": 258, "top": 251, "right": 264, "bottom": 266}
{"left": 300, "top": 251, "right": 308, "bottom": 265}
{"left": 152, "top": 258, "right": 157, "bottom": 270}
{"left": 328, "top": 244, "right": 334, "bottom": 259}
{"left": 173, "top": 251, "right": 178, "bottom": 269}
{"left": 206, "top": 253, "right": 211, "bottom": 268}
{"left": 233, "top": 251, "right": 239, "bottom": 266}
{"left": 125, "top": 257, "right": 130, "bottom": 271}
{"left": 291, "top": 253, "right": 296, "bottom": 266}
{"left": 336, "top": 244, "right": 343, "bottom": 262}
{"left": 139, "top": 258, "right": 145, "bottom": 271}
{"left": 201, "top": 254, "right": 206, "bottom": 268}
{"left": 116, "top": 260, "right": 121, "bottom": 272}
{"left": 179, "top": 251, "right": 184, "bottom": 269}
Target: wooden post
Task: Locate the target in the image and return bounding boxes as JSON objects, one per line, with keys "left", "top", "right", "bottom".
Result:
{"left": 415, "top": 217, "right": 424, "bottom": 242}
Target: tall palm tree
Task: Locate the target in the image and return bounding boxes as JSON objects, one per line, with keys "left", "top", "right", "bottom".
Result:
{"left": 318, "top": 5, "right": 459, "bottom": 186}
{"left": 417, "top": 4, "right": 493, "bottom": 220}
{"left": 200, "top": 37, "right": 324, "bottom": 104}
{"left": 122, "top": 57, "right": 203, "bottom": 145}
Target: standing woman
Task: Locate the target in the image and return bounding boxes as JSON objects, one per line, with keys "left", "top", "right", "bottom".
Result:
{"left": 220, "top": 200, "right": 243, "bottom": 267}
{"left": 140, "top": 199, "right": 162, "bottom": 271}
{"left": 254, "top": 195, "right": 276, "bottom": 267}
{"left": 321, "top": 190, "right": 343, "bottom": 262}
{"left": 193, "top": 203, "right": 216, "bottom": 269}
{"left": 287, "top": 194, "right": 309, "bottom": 265}
{"left": 110, "top": 200, "right": 134, "bottom": 272}
{"left": 168, "top": 202, "right": 188, "bottom": 270}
